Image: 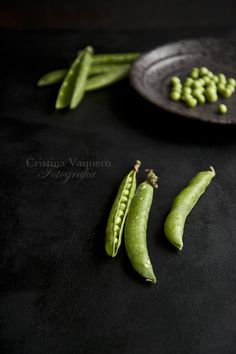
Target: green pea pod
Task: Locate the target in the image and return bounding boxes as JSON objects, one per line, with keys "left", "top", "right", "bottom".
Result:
{"left": 37, "top": 69, "right": 68, "bottom": 87}
{"left": 85, "top": 65, "right": 130, "bottom": 91}
{"left": 70, "top": 46, "right": 94, "bottom": 109}
{"left": 164, "top": 166, "right": 216, "bottom": 251}
{"left": 37, "top": 64, "right": 131, "bottom": 87}
{"left": 105, "top": 160, "right": 141, "bottom": 257}
{"left": 55, "top": 51, "right": 84, "bottom": 110}
{"left": 125, "top": 170, "right": 158, "bottom": 283}
{"left": 93, "top": 52, "right": 140, "bottom": 64}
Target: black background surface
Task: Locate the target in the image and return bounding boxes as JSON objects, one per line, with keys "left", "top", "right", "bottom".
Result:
{"left": 0, "top": 28, "right": 236, "bottom": 354}
{"left": 0, "top": 0, "right": 236, "bottom": 29}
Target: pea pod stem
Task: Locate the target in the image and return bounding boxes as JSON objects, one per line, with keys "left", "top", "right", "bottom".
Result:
{"left": 164, "top": 166, "right": 216, "bottom": 250}
{"left": 105, "top": 160, "right": 141, "bottom": 257}
{"left": 125, "top": 170, "right": 158, "bottom": 283}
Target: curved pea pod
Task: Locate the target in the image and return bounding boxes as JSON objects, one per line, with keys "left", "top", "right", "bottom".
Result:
{"left": 125, "top": 170, "right": 158, "bottom": 283}
{"left": 105, "top": 160, "right": 141, "bottom": 257}
{"left": 164, "top": 166, "right": 216, "bottom": 251}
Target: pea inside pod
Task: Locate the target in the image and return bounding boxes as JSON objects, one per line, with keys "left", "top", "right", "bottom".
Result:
{"left": 125, "top": 170, "right": 158, "bottom": 283}
{"left": 164, "top": 166, "right": 216, "bottom": 250}
{"left": 105, "top": 160, "right": 141, "bottom": 257}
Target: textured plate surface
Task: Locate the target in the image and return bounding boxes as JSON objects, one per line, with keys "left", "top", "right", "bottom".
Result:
{"left": 130, "top": 38, "right": 236, "bottom": 124}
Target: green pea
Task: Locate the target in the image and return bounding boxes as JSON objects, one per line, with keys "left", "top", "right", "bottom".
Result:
{"left": 208, "top": 71, "right": 214, "bottom": 79}
{"left": 192, "top": 88, "right": 204, "bottom": 98}
{"left": 191, "top": 68, "right": 199, "bottom": 79}
{"left": 182, "top": 87, "right": 192, "bottom": 95}
{"left": 205, "top": 87, "right": 218, "bottom": 102}
{"left": 226, "top": 84, "right": 235, "bottom": 93}
{"left": 170, "top": 91, "right": 181, "bottom": 101}
{"left": 228, "top": 78, "right": 236, "bottom": 87}
{"left": 218, "top": 104, "right": 227, "bottom": 114}
{"left": 184, "top": 77, "right": 194, "bottom": 87}
{"left": 221, "top": 88, "right": 233, "bottom": 98}
{"left": 199, "top": 67, "right": 209, "bottom": 76}
{"left": 192, "top": 80, "right": 202, "bottom": 89}
{"left": 196, "top": 94, "right": 206, "bottom": 104}
{"left": 164, "top": 167, "right": 216, "bottom": 250}
{"left": 172, "top": 84, "right": 182, "bottom": 93}
{"left": 213, "top": 75, "right": 219, "bottom": 84}
{"left": 217, "top": 83, "right": 226, "bottom": 93}
{"left": 105, "top": 160, "right": 141, "bottom": 257}
{"left": 198, "top": 78, "right": 205, "bottom": 86}
{"left": 203, "top": 76, "right": 211, "bottom": 86}
{"left": 218, "top": 73, "right": 227, "bottom": 84}
{"left": 186, "top": 97, "right": 197, "bottom": 108}
{"left": 125, "top": 170, "right": 158, "bottom": 283}
{"left": 171, "top": 76, "right": 181, "bottom": 85}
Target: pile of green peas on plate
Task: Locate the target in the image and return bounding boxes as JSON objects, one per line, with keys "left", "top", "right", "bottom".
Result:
{"left": 169, "top": 66, "right": 236, "bottom": 114}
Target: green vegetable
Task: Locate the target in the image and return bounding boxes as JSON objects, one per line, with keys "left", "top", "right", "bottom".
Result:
{"left": 55, "top": 51, "right": 84, "bottom": 110}
{"left": 205, "top": 87, "right": 218, "bottom": 102}
{"left": 170, "top": 91, "right": 181, "bottom": 101}
{"left": 93, "top": 52, "right": 140, "bottom": 64}
{"left": 218, "top": 104, "right": 227, "bottom": 114}
{"left": 191, "top": 68, "right": 199, "bottom": 79}
{"left": 164, "top": 167, "right": 216, "bottom": 250}
{"left": 199, "top": 66, "right": 208, "bottom": 77}
{"left": 85, "top": 65, "right": 130, "bottom": 91}
{"left": 171, "top": 76, "right": 181, "bottom": 85}
{"left": 125, "top": 170, "right": 158, "bottom": 283}
{"left": 70, "top": 46, "right": 94, "bottom": 109}
{"left": 228, "top": 78, "right": 236, "bottom": 87}
{"left": 186, "top": 96, "right": 197, "bottom": 107}
{"left": 105, "top": 160, "right": 141, "bottom": 257}
{"left": 37, "top": 69, "right": 68, "bottom": 87}
{"left": 183, "top": 78, "right": 194, "bottom": 87}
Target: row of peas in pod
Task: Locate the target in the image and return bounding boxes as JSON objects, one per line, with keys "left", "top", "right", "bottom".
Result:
{"left": 170, "top": 66, "right": 236, "bottom": 114}
{"left": 37, "top": 46, "right": 140, "bottom": 110}
{"left": 105, "top": 161, "right": 216, "bottom": 284}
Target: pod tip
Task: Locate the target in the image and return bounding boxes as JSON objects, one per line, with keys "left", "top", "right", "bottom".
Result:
{"left": 134, "top": 160, "right": 141, "bottom": 172}
{"left": 209, "top": 166, "right": 216, "bottom": 176}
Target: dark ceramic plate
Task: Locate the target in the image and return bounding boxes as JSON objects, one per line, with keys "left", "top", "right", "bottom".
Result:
{"left": 130, "top": 38, "right": 236, "bottom": 124}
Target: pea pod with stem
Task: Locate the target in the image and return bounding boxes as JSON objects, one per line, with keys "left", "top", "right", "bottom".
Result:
{"left": 105, "top": 160, "right": 141, "bottom": 257}
{"left": 125, "top": 170, "right": 158, "bottom": 283}
{"left": 164, "top": 166, "right": 216, "bottom": 251}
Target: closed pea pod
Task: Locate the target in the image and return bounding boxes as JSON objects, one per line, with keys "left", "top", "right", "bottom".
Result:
{"left": 125, "top": 170, "right": 158, "bottom": 283}
{"left": 70, "top": 46, "right": 94, "bottom": 109}
{"left": 164, "top": 167, "right": 216, "bottom": 251}
{"left": 55, "top": 51, "right": 84, "bottom": 110}
{"left": 105, "top": 160, "right": 141, "bottom": 257}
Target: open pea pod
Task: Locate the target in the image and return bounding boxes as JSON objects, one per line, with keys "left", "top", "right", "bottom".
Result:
{"left": 105, "top": 160, "right": 141, "bottom": 257}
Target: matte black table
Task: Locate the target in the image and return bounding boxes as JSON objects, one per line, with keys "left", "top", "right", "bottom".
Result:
{"left": 1, "top": 28, "right": 236, "bottom": 354}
